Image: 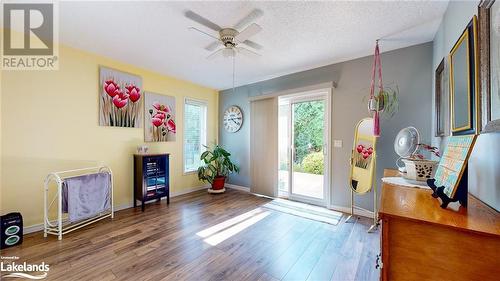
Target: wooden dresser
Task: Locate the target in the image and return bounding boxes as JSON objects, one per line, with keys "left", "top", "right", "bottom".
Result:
{"left": 379, "top": 169, "right": 500, "bottom": 281}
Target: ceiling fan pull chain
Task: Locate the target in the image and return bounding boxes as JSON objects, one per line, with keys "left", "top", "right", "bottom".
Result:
{"left": 232, "top": 54, "right": 236, "bottom": 94}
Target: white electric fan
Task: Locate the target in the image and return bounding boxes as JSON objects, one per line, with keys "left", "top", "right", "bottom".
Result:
{"left": 394, "top": 127, "right": 420, "bottom": 173}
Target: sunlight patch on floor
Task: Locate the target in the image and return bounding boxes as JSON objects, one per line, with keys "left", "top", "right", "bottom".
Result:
{"left": 264, "top": 198, "right": 342, "bottom": 225}
{"left": 196, "top": 207, "right": 270, "bottom": 246}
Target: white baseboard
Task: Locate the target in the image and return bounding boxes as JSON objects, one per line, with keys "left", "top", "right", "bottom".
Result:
{"left": 24, "top": 184, "right": 210, "bottom": 234}
{"left": 225, "top": 183, "right": 250, "bottom": 192}
{"left": 23, "top": 223, "right": 49, "bottom": 235}
{"left": 328, "top": 204, "right": 374, "bottom": 219}
{"left": 171, "top": 184, "right": 210, "bottom": 197}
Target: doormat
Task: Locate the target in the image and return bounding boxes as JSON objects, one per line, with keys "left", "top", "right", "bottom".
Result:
{"left": 263, "top": 198, "right": 342, "bottom": 225}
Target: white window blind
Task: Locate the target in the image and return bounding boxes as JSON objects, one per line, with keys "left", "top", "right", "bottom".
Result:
{"left": 250, "top": 97, "right": 278, "bottom": 197}
{"left": 184, "top": 98, "right": 207, "bottom": 173}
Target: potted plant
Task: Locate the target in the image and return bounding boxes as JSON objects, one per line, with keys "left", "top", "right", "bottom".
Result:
{"left": 197, "top": 145, "right": 240, "bottom": 191}
{"left": 376, "top": 85, "right": 399, "bottom": 119}
{"left": 363, "top": 84, "right": 400, "bottom": 119}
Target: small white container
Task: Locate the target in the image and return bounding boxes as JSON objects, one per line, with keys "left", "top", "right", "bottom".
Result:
{"left": 402, "top": 158, "right": 439, "bottom": 182}
{"left": 137, "top": 145, "right": 149, "bottom": 154}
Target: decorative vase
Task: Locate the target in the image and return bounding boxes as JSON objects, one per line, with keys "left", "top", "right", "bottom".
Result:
{"left": 137, "top": 145, "right": 149, "bottom": 154}
{"left": 212, "top": 176, "right": 226, "bottom": 190}
{"left": 402, "top": 158, "right": 439, "bottom": 182}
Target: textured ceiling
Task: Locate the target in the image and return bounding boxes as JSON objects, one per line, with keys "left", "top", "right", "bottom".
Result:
{"left": 59, "top": 1, "right": 449, "bottom": 90}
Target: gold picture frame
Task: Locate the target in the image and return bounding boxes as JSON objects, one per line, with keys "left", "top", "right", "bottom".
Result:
{"left": 449, "top": 16, "right": 479, "bottom": 135}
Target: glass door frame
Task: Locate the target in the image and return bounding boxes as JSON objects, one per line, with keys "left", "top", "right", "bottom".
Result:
{"left": 278, "top": 89, "right": 332, "bottom": 207}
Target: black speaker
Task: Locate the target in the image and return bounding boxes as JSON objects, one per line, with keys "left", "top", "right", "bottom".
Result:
{"left": 1, "top": 212, "right": 23, "bottom": 249}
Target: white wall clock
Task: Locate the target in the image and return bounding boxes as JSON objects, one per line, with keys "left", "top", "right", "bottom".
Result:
{"left": 223, "top": 106, "right": 243, "bottom": 133}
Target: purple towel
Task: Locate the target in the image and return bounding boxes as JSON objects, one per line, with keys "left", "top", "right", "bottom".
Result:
{"left": 62, "top": 173, "right": 111, "bottom": 223}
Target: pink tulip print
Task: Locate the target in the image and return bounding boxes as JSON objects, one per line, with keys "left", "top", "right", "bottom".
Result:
{"left": 354, "top": 143, "right": 373, "bottom": 169}
{"left": 99, "top": 67, "right": 142, "bottom": 127}
{"left": 144, "top": 92, "right": 176, "bottom": 142}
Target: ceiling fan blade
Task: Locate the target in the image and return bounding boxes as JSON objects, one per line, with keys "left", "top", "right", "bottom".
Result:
{"left": 205, "top": 41, "right": 220, "bottom": 51}
{"left": 236, "top": 47, "right": 261, "bottom": 58}
{"left": 234, "top": 9, "right": 263, "bottom": 30}
{"left": 188, "top": 27, "right": 219, "bottom": 41}
{"left": 207, "top": 48, "right": 225, "bottom": 60}
{"left": 241, "top": 40, "right": 263, "bottom": 50}
{"left": 185, "top": 10, "right": 221, "bottom": 32}
{"left": 235, "top": 23, "right": 262, "bottom": 43}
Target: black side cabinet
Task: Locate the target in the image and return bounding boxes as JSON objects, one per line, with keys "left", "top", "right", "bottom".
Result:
{"left": 134, "top": 153, "right": 170, "bottom": 211}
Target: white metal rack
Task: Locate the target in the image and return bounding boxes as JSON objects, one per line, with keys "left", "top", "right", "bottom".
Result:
{"left": 44, "top": 166, "right": 114, "bottom": 240}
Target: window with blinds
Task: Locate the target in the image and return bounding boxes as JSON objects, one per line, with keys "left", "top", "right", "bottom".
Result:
{"left": 184, "top": 98, "right": 207, "bottom": 173}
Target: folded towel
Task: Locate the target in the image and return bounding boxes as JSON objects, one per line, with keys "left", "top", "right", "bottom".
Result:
{"left": 62, "top": 173, "right": 111, "bottom": 223}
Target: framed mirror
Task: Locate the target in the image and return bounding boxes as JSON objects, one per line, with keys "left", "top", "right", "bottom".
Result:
{"left": 435, "top": 58, "right": 450, "bottom": 137}
{"left": 479, "top": 0, "right": 500, "bottom": 133}
{"left": 449, "top": 16, "right": 478, "bottom": 135}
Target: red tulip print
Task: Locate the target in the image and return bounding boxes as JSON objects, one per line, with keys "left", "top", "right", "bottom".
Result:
{"left": 152, "top": 117, "right": 163, "bottom": 127}
{"left": 104, "top": 80, "right": 119, "bottom": 97}
{"left": 99, "top": 69, "right": 142, "bottom": 128}
{"left": 166, "top": 119, "right": 176, "bottom": 133}
{"left": 154, "top": 112, "right": 165, "bottom": 119}
{"left": 126, "top": 85, "right": 141, "bottom": 103}
{"left": 354, "top": 143, "right": 373, "bottom": 169}
{"left": 148, "top": 97, "right": 176, "bottom": 142}
{"left": 356, "top": 144, "right": 364, "bottom": 153}
{"left": 112, "top": 94, "right": 128, "bottom": 109}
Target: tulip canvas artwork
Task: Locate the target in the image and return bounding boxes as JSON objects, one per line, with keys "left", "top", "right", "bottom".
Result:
{"left": 354, "top": 142, "right": 374, "bottom": 169}
{"left": 99, "top": 66, "right": 143, "bottom": 127}
{"left": 144, "top": 92, "right": 176, "bottom": 142}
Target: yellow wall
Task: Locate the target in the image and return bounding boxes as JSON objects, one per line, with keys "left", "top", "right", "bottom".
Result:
{"left": 0, "top": 45, "right": 219, "bottom": 227}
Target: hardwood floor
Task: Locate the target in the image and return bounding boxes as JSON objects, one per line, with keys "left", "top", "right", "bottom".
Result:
{"left": 1, "top": 188, "right": 380, "bottom": 281}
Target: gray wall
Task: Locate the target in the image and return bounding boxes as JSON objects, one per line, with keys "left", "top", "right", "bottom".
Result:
{"left": 220, "top": 42, "right": 433, "bottom": 211}
{"left": 432, "top": 0, "right": 500, "bottom": 211}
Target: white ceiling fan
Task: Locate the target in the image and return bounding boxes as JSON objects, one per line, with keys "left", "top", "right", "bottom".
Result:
{"left": 185, "top": 9, "right": 263, "bottom": 60}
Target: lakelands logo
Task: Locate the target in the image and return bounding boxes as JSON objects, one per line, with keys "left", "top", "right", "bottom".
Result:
{"left": 1, "top": 256, "right": 50, "bottom": 279}
{"left": 1, "top": 1, "right": 59, "bottom": 70}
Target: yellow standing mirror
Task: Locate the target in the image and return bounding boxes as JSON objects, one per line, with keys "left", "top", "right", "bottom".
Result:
{"left": 346, "top": 118, "right": 378, "bottom": 233}
{"left": 349, "top": 118, "right": 377, "bottom": 193}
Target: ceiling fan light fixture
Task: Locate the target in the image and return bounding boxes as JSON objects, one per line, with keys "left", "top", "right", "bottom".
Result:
{"left": 222, "top": 47, "right": 236, "bottom": 58}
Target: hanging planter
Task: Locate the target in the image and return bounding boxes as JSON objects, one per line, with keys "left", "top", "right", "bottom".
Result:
{"left": 367, "top": 41, "right": 400, "bottom": 136}
{"left": 374, "top": 85, "right": 399, "bottom": 119}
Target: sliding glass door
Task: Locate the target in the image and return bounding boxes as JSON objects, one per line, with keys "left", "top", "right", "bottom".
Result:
{"left": 278, "top": 92, "right": 330, "bottom": 206}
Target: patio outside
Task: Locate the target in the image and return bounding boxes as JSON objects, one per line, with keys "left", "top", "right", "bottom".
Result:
{"left": 279, "top": 170, "right": 324, "bottom": 199}
{"left": 278, "top": 99, "right": 325, "bottom": 200}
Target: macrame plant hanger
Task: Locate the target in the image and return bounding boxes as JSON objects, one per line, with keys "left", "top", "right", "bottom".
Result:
{"left": 368, "top": 40, "right": 383, "bottom": 137}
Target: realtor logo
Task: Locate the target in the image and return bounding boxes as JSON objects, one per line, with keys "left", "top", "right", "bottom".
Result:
{"left": 2, "top": 2, "right": 59, "bottom": 70}
{"left": 1, "top": 256, "right": 50, "bottom": 280}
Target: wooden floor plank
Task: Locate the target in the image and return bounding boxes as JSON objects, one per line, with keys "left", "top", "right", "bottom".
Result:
{"left": 282, "top": 226, "right": 332, "bottom": 281}
{"left": 306, "top": 218, "right": 357, "bottom": 281}
{"left": 264, "top": 223, "right": 322, "bottom": 280}
{"left": 330, "top": 217, "right": 377, "bottom": 281}
{"left": 1, "top": 188, "right": 379, "bottom": 281}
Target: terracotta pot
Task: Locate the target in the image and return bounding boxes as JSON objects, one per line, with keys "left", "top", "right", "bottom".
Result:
{"left": 212, "top": 176, "right": 226, "bottom": 190}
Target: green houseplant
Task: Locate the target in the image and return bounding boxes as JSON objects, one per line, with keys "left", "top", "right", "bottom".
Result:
{"left": 376, "top": 85, "right": 399, "bottom": 119}
{"left": 363, "top": 84, "right": 400, "bottom": 119}
{"left": 197, "top": 145, "right": 240, "bottom": 190}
